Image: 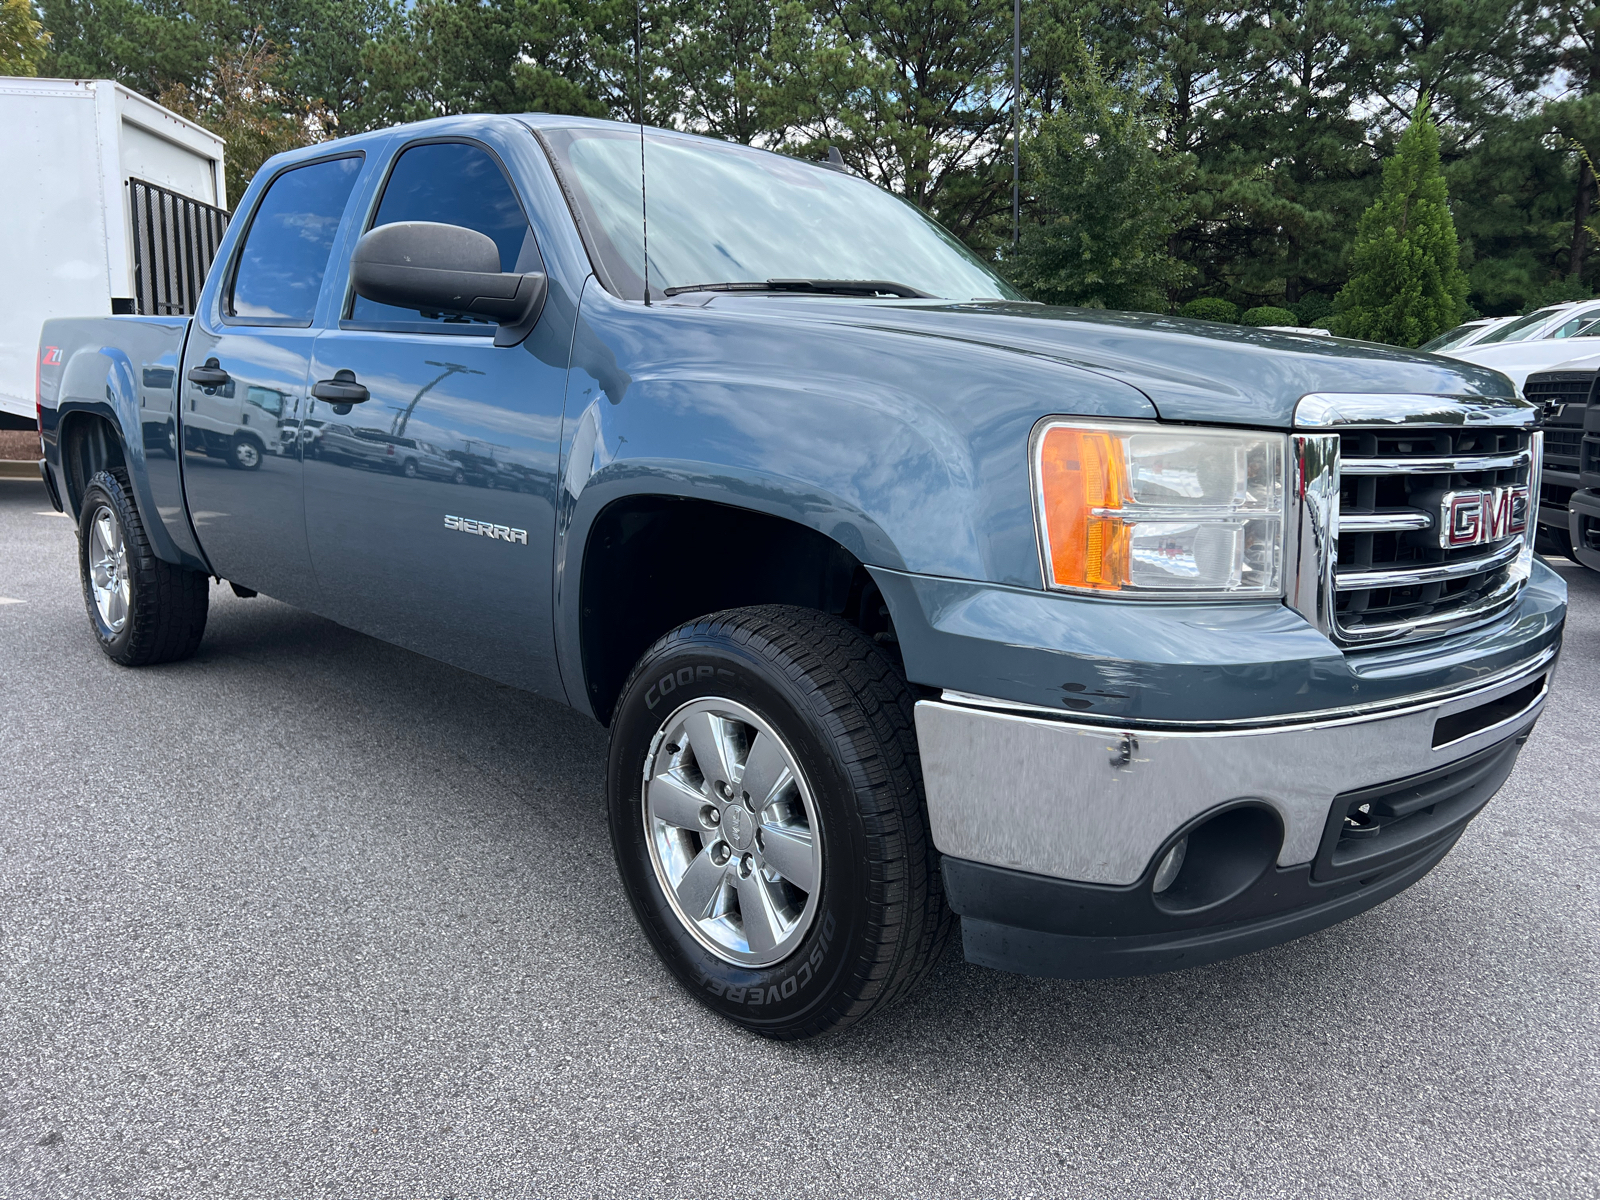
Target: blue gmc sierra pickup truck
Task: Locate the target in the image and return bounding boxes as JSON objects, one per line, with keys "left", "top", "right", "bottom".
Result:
{"left": 36, "top": 114, "right": 1566, "bottom": 1038}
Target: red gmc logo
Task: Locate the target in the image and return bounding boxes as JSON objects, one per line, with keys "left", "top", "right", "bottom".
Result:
{"left": 1442, "top": 486, "right": 1529, "bottom": 548}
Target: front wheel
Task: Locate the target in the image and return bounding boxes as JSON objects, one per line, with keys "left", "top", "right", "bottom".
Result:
{"left": 78, "top": 469, "right": 209, "bottom": 665}
{"left": 607, "top": 606, "right": 951, "bottom": 1039}
{"left": 229, "top": 434, "right": 263, "bottom": 470}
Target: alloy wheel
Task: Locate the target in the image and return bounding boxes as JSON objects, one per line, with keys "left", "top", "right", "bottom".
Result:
{"left": 88, "top": 504, "right": 130, "bottom": 633}
{"left": 643, "top": 697, "right": 822, "bottom": 967}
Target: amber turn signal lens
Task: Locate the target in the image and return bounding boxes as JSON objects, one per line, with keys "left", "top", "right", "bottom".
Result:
{"left": 1037, "top": 426, "right": 1131, "bottom": 589}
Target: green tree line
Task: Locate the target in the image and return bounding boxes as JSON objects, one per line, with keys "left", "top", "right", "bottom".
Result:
{"left": 8, "top": 0, "right": 1600, "bottom": 341}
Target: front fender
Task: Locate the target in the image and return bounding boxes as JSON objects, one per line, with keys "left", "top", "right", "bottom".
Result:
{"left": 551, "top": 279, "right": 1156, "bottom": 712}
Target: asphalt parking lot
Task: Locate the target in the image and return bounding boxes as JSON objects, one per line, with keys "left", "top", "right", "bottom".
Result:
{"left": 1, "top": 475, "right": 1596, "bottom": 1199}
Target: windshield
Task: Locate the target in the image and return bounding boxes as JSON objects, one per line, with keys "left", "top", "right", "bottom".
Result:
{"left": 1421, "top": 322, "right": 1487, "bottom": 352}
{"left": 1475, "top": 308, "right": 1563, "bottom": 345}
{"left": 539, "top": 125, "right": 1023, "bottom": 303}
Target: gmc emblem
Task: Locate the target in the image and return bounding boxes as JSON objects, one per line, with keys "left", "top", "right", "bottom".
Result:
{"left": 1440, "top": 485, "right": 1529, "bottom": 548}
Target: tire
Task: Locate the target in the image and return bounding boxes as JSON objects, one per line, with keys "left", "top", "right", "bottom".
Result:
{"left": 77, "top": 469, "right": 209, "bottom": 666}
{"left": 451, "top": 469, "right": 465, "bottom": 486}
{"left": 402, "top": 458, "right": 418, "bottom": 478}
{"left": 229, "top": 434, "right": 263, "bottom": 470}
{"left": 607, "top": 605, "right": 952, "bottom": 1039}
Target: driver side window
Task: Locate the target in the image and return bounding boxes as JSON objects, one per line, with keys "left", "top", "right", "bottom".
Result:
{"left": 348, "top": 141, "right": 541, "bottom": 330}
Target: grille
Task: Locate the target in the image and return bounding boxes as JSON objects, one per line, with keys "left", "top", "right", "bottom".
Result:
{"left": 1545, "top": 428, "right": 1584, "bottom": 459}
{"left": 1523, "top": 370, "right": 1595, "bottom": 409}
{"left": 1333, "top": 425, "right": 1533, "bottom": 643}
{"left": 1525, "top": 369, "right": 1590, "bottom": 481}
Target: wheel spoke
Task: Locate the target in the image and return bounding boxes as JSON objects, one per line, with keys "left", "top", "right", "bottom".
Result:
{"left": 647, "top": 769, "right": 707, "bottom": 830}
{"left": 93, "top": 513, "right": 115, "bottom": 559}
{"left": 682, "top": 710, "right": 736, "bottom": 787}
{"left": 105, "top": 586, "right": 126, "bottom": 629}
{"left": 740, "top": 731, "right": 792, "bottom": 810}
{"left": 758, "top": 824, "right": 816, "bottom": 894}
{"left": 674, "top": 846, "right": 726, "bottom": 921}
{"left": 734, "top": 870, "right": 784, "bottom": 955}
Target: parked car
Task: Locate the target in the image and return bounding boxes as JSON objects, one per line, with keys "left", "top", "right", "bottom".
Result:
{"left": 312, "top": 421, "right": 403, "bottom": 470}
{"left": 1419, "top": 315, "right": 1515, "bottom": 353}
{"left": 395, "top": 438, "right": 466, "bottom": 482}
{"left": 36, "top": 114, "right": 1565, "bottom": 1039}
{"left": 1446, "top": 301, "right": 1600, "bottom": 390}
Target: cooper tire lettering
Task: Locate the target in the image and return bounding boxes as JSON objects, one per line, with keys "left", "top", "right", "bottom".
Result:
{"left": 606, "top": 606, "right": 952, "bottom": 1038}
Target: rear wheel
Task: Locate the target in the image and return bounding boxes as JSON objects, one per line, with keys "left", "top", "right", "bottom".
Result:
{"left": 607, "top": 605, "right": 951, "bottom": 1039}
{"left": 77, "top": 469, "right": 209, "bottom": 666}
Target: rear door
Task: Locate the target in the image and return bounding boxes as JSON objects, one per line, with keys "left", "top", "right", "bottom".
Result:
{"left": 303, "top": 136, "right": 569, "bottom": 696}
{"left": 180, "top": 153, "right": 365, "bottom": 606}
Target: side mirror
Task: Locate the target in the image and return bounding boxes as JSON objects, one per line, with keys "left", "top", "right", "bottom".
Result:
{"left": 350, "top": 221, "right": 548, "bottom": 348}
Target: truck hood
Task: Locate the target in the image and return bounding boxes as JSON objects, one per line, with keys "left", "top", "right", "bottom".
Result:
{"left": 757, "top": 299, "right": 1520, "bottom": 428}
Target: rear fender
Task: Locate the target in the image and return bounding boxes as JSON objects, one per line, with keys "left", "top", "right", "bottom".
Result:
{"left": 56, "top": 342, "right": 209, "bottom": 572}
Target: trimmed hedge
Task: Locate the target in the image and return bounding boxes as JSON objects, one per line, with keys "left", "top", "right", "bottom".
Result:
{"left": 1243, "top": 306, "right": 1298, "bottom": 327}
{"left": 1180, "top": 297, "right": 1240, "bottom": 323}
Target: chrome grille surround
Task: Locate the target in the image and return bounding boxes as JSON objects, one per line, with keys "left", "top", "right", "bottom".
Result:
{"left": 1288, "top": 393, "right": 1542, "bottom": 648}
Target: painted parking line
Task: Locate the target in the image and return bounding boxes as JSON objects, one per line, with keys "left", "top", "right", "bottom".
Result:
{"left": 34, "top": 511, "right": 67, "bottom": 517}
{"left": 0, "top": 597, "right": 23, "bottom": 605}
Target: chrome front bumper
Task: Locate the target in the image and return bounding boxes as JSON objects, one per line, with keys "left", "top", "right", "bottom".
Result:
{"left": 914, "top": 648, "right": 1555, "bottom": 887}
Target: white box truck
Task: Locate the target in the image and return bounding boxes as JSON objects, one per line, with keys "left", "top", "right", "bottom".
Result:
{"left": 0, "top": 77, "right": 227, "bottom": 422}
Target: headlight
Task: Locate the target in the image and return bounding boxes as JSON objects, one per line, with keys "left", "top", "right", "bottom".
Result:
{"left": 1031, "top": 419, "right": 1286, "bottom": 597}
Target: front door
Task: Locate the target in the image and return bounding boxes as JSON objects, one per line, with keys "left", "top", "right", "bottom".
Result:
{"left": 302, "top": 139, "right": 568, "bottom": 697}
{"left": 180, "top": 153, "right": 365, "bottom": 607}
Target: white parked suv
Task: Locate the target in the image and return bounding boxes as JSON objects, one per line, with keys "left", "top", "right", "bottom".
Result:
{"left": 1445, "top": 301, "right": 1600, "bottom": 390}
{"left": 1419, "top": 316, "right": 1514, "bottom": 353}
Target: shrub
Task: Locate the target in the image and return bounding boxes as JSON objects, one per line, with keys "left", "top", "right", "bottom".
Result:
{"left": 1291, "top": 294, "right": 1333, "bottom": 326}
{"left": 1243, "top": 306, "right": 1297, "bottom": 327}
{"left": 1333, "top": 96, "right": 1467, "bottom": 346}
{"left": 1181, "top": 297, "right": 1240, "bottom": 323}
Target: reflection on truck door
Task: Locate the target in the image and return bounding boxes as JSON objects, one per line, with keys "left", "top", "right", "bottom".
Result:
{"left": 179, "top": 153, "right": 363, "bottom": 607}
{"left": 302, "top": 138, "right": 567, "bottom": 697}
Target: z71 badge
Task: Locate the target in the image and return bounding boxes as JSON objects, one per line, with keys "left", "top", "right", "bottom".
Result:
{"left": 444, "top": 514, "right": 529, "bottom": 545}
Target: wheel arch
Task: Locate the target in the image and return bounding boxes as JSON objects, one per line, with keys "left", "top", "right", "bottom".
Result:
{"left": 569, "top": 493, "right": 903, "bottom": 726}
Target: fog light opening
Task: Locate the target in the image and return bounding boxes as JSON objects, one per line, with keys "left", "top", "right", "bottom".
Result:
{"left": 1149, "top": 803, "right": 1283, "bottom": 915}
{"left": 1152, "top": 836, "right": 1188, "bottom": 894}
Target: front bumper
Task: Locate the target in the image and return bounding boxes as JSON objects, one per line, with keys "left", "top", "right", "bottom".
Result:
{"left": 1569, "top": 489, "right": 1600, "bottom": 571}
{"left": 917, "top": 649, "right": 1551, "bottom": 978}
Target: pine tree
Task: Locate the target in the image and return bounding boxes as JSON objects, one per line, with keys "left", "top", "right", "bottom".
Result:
{"left": 1334, "top": 96, "right": 1468, "bottom": 345}
{"left": 1005, "top": 34, "right": 1191, "bottom": 311}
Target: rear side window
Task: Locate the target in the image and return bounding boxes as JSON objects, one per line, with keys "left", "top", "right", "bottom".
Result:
{"left": 1549, "top": 311, "right": 1600, "bottom": 339}
{"left": 229, "top": 156, "right": 363, "bottom": 324}
{"left": 349, "top": 141, "right": 540, "bottom": 327}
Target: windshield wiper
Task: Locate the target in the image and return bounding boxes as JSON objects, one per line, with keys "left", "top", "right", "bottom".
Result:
{"left": 662, "top": 278, "right": 934, "bottom": 299}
